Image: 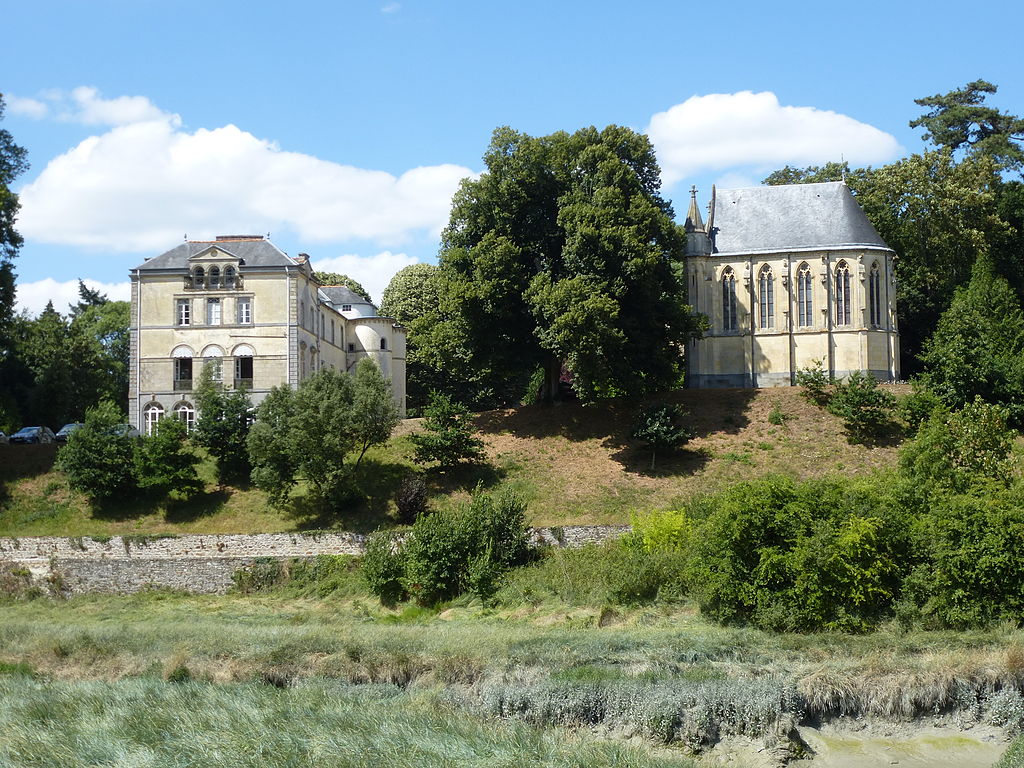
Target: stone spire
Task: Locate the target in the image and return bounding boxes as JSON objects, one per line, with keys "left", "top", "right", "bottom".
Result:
{"left": 684, "top": 185, "right": 705, "bottom": 233}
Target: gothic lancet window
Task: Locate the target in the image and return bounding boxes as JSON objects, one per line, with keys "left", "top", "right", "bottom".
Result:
{"left": 835, "top": 260, "right": 851, "bottom": 326}
{"left": 722, "top": 267, "right": 737, "bottom": 331}
{"left": 758, "top": 265, "right": 774, "bottom": 330}
{"left": 797, "top": 263, "right": 813, "bottom": 327}
{"left": 869, "top": 262, "right": 882, "bottom": 327}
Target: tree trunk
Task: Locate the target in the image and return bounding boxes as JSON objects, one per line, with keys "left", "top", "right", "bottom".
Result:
{"left": 542, "top": 356, "right": 561, "bottom": 403}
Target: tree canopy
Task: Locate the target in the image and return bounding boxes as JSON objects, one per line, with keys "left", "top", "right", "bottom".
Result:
{"left": 910, "top": 79, "right": 1024, "bottom": 170}
{"left": 379, "top": 263, "right": 439, "bottom": 326}
{"left": 414, "top": 125, "right": 703, "bottom": 407}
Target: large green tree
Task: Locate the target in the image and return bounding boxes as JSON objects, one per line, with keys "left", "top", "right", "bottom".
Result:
{"left": 379, "top": 263, "right": 440, "bottom": 408}
{"left": 0, "top": 95, "right": 29, "bottom": 427}
{"left": 419, "top": 125, "right": 703, "bottom": 407}
{"left": 910, "top": 79, "right": 1024, "bottom": 170}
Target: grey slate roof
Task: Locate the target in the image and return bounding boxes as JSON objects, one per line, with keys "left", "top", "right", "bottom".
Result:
{"left": 320, "top": 285, "right": 373, "bottom": 306}
{"left": 710, "top": 182, "right": 891, "bottom": 256}
{"left": 134, "top": 237, "right": 295, "bottom": 270}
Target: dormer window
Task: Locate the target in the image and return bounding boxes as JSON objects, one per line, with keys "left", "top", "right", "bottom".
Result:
{"left": 209, "top": 266, "right": 221, "bottom": 289}
{"left": 193, "top": 267, "right": 205, "bottom": 289}
{"left": 341, "top": 304, "right": 352, "bottom": 312}
{"left": 224, "top": 266, "right": 237, "bottom": 289}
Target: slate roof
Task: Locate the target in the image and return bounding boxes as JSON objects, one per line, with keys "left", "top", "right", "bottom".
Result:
{"left": 710, "top": 182, "right": 891, "bottom": 256}
{"left": 319, "top": 285, "right": 372, "bottom": 306}
{"left": 134, "top": 237, "right": 295, "bottom": 270}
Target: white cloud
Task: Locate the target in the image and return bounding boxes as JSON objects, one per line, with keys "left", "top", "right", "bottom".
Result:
{"left": 62, "top": 86, "right": 175, "bottom": 127}
{"left": 17, "top": 91, "right": 473, "bottom": 252}
{"left": 646, "top": 91, "right": 902, "bottom": 187}
{"left": 381, "top": 2, "right": 401, "bottom": 12}
{"left": 712, "top": 171, "right": 761, "bottom": 191}
{"left": 312, "top": 251, "right": 419, "bottom": 304}
{"left": 15, "top": 278, "right": 130, "bottom": 317}
{"left": 6, "top": 95, "right": 48, "bottom": 119}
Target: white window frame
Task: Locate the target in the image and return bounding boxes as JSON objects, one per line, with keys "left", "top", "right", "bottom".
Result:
{"left": 144, "top": 404, "right": 164, "bottom": 436}
{"left": 237, "top": 297, "right": 252, "bottom": 324}
{"left": 177, "top": 299, "right": 191, "bottom": 326}
{"left": 207, "top": 298, "right": 221, "bottom": 325}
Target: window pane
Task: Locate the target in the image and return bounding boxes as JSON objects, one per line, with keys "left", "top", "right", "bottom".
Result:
{"left": 207, "top": 299, "right": 221, "bottom": 325}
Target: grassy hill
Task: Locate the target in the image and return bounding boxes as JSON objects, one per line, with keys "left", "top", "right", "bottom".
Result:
{"left": 0, "top": 386, "right": 908, "bottom": 536}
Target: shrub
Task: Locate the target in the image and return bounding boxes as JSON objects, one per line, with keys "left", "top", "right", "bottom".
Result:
{"left": 395, "top": 475, "right": 428, "bottom": 524}
{"left": 686, "top": 476, "right": 909, "bottom": 632}
{"left": 626, "top": 508, "right": 692, "bottom": 553}
{"left": 899, "top": 397, "right": 1015, "bottom": 494}
{"left": 826, "top": 371, "right": 896, "bottom": 442}
{"left": 362, "top": 530, "right": 407, "bottom": 606}
{"left": 194, "top": 362, "right": 253, "bottom": 485}
{"left": 57, "top": 400, "right": 137, "bottom": 502}
{"left": 795, "top": 360, "right": 831, "bottom": 406}
{"left": 767, "top": 402, "right": 789, "bottom": 426}
{"left": 134, "top": 417, "right": 202, "bottom": 500}
{"left": 410, "top": 392, "right": 485, "bottom": 468}
{"left": 631, "top": 404, "right": 691, "bottom": 470}
{"left": 896, "top": 383, "right": 946, "bottom": 435}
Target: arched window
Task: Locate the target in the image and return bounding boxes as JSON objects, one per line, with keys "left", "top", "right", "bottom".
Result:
{"left": 722, "top": 268, "right": 737, "bottom": 331}
{"left": 224, "top": 266, "right": 236, "bottom": 289}
{"left": 380, "top": 337, "right": 388, "bottom": 351}
{"left": 208, "top": 266, "right": 221, "bottom": 289}
{"left": 172, "top": 345, "right": 194, "bottom": 390}
{"left": 233, "top": 344, "right": 254, "bottom": 388}
{"left": 869, "top": 262, "right": 882, "bottom": 327}
{"left": 202, "top": 346, "right": 224, "bottom": 381}
{"left": 174, "top": 402, "right": 196, "bottom": 432}
{"left": 758, "top": 265, "right": 774, "bottom": 330}
{"left": 193, "top": 267, "right": 205, "bottom": 289}
{"left": 797, "top": 263, "right": 813, "bottom": 328}
{"left": 835, "top": 260, "right": 851, "bottom": 326}
{"left": 144, "top": 403, "right": 164, "bottom": 436}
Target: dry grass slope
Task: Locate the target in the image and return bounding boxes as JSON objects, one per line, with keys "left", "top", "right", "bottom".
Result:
{"left": 0, "top": 385, "right": 908, "bottom": 535}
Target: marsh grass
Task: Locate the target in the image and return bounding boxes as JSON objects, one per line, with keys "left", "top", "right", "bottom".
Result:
{"left": 0, "top": 676, "right": 695, "bottom": 768}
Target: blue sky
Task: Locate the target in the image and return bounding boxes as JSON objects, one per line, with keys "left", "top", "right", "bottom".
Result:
{"left": 3, "top": 0, "right": 1023, "bottom": 313}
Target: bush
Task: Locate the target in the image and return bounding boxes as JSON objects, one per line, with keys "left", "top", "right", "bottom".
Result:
{"left": 57, "top": 400, "right": 137, "bottom": 502}
{"left": 826, "top": 371, "right": 896, "bottom": 442}
{"left": 410, "top": 392, "right": 485, "bottom": 468}
{"left": 896, "top": 383, "right": 945, "bottom": 435}
{"left": 686, "top": 476, "right": 909, "bottom": 632}
{"left": 626, "top": 508, "right": 692, "bottom": 553}
{"left": 362, "top": 530, "right": 407, "bottom": 606}
{"left": 767, "top": 402, "right": 789, "bottom": 426}
{"left": 631, "top": 404, "right": 690, "bottom": 470}
{"left": 133, "top": 417, "right": 202, "bottom": 500}
{"left": 795, "top": 360, "right": 831, "bottom": 406}
{"left": 395, "top": 475, "right": 428, "bottom": 524}
{"left": 899, "top": 397, "right": 1015, "bottom": 494}
{"left": 194, "top": 363, "right": 253, "bottom": 485}
{"left": 364, "top": 486, "right": 531, "bottom": 607}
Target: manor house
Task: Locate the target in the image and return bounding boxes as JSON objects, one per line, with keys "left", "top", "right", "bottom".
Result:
{"left": 128, "top": 235, "right": 406, "bottom": 434}
{"left": 684, "top": 182, "right": 899, "bottom": 387}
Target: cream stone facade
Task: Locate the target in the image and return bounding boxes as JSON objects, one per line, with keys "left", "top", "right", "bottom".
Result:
{"left": 128, "top": 235, "right": 406, "bottom": 433}
{"left": 685, "top": 182, "right": 899, "bottom": 388}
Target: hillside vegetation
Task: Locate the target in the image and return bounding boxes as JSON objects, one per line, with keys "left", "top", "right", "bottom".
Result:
{"left": 0, "top": 387, "right": 909, "bottom": 537}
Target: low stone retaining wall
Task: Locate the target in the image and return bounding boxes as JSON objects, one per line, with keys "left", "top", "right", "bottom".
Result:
{"left": 0, "top": 526, "right": 629, "bottom": 595}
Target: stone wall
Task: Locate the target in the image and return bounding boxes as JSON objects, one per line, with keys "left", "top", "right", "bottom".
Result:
{"left": 0, "top": 526, "right": 628, "bottom": 595}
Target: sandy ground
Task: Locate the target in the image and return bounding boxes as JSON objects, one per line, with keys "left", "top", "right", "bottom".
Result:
{"left": 703, "top": 722, "right": 1009, "bottom": 768}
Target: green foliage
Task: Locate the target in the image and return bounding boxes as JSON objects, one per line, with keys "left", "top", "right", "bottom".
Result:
{"left": 410, "top": 392, "right": 485, "bottom": 468}
{"left": 794, "top": 360, "right": 831, "bottom": 406}
{"left": 900, "top": 397, "right": 1015, "bottom": 495}
{"left": 57, "top": 400, "right": 137, "bottom": 502}
{"left": 910, "top": 79, "right": 1024, "bottom": 169}
{"left": 365, "top": 486, "right": 531, "bottom": 607}
{"left": 920, "top": 253, "right": 1024, "bottom": 422}
{"left": 362, "top": 531, "right": 407, "bottom": 606}
{"left": 312, "top": 271, "right": 371, "bottom": 302}
{"left": 495, "top": 541, "right": 687, "bottom": 607}
{"left": 631, "top": 404, "right": 690, "bottom": 469}
{"left": 896, "top": 383, "right": 945, "bottom": 435}
{"left": 194, "top": 363, "right": 253, "bottom": 485}
{"left": 415, "top": 124, "right": 704, "bottom": 407}
{"left": 626, "top": 508, "right": 693, "bottom": 553}
{"left": 767, "top": 402, "right": 789, "bottom": 426}
{"left": 903, "top": 488, "right": 1024, "bottom": 629}
{"left": 133, "top": 417, "right": 202, "bottom": 500}
{"left": 826, "top": 371, "right": 896, "bottom": 443}
{"left": 379, "top": 263, "right": 439, "bottom": 326}
{"left": 686, "top": 476, "right": 909, "bottom": 632}
{"left": 248, "top": 364, "right": 398, "bottom": 508}
{"left": 246, "top": 386, "right": 298, "bottom": 505}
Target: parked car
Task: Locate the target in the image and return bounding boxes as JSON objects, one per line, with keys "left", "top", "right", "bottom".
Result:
{"left": 9, "top": 426, "right": 56, "bottom": 444}
{"left": 0, "top": 430, "right": 8, "bottom": 444}
{"left": 110, "top": 424, "right": 142, "bottom": 439}
{"left": 55, "top": 423, "right": 85, "bottom": 443}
